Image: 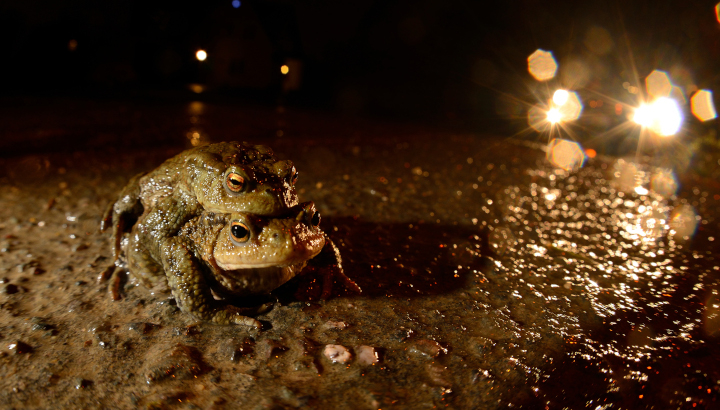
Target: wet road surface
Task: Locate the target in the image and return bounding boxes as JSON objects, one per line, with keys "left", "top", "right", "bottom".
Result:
{"left": 0, "top": 98, "right": 719, "bottom": 409}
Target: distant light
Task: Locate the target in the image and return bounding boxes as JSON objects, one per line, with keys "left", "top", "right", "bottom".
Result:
{"left": 188, "top": 83, "right": 205, "bottom": 94}
{"left": 196, "top": 50, "right": 207, "bottom": 61}
{"left": 280, "top": 65, "right": 289, "bottom": 75}
{"left": 633, "top": 98, "right": 683, "bottom": 137}
{"left": 585, "top": 148, "right": 597, "bottom": 158}
{"left": 68, "top": 39, "right": 78, "bottom": 52}
{"left": 547, "top": 108, "right": 562, "bottom": 123}
{"left": 691, "top": 89, "right": 717, "bottom": 121}
{"left": 553, "top": 89, "right": 569, "bottom": 106}
{"left": 527, "top": 49, "right": 557, "bottom": 82}
{"left": 232, "top": 0, "right": 241, "bottom": 8}
{"left": 651, "top": 98, "right": 682, "bottom": 136}
{"left": 646, "top": 70, "right": 672, "bottom": 98}
{"left": 633, "top": 104, "right": 653, "bottom": 127}
{"left": 716, "top": 2, "right": 720, "bottom": 24}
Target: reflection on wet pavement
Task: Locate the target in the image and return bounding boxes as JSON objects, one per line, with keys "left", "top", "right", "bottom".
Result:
{"left": 0, "top": 100, "right": 718, "bottom": 408}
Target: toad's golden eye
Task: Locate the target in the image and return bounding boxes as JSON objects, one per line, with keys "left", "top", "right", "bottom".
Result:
{"left": 230, "top": 221, "right": 250, "bottom": 243}
{"left": 226, "top": 172, "right": 245, "bottom": 193}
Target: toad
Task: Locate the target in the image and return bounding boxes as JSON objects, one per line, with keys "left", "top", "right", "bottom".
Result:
{"left": 101, "top": 142, "right": 299, "bottom": 261}
{"left": 124, "top": 202, "right": 360, "bottom": 326}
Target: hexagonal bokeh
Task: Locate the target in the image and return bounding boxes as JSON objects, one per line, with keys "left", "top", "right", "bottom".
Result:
{"left": 650, "top": 168, "right": 679, "bottom": 198}
{"left": 546, "top": 139, "right": 585, "bottom": 171}
{"left": 527, "top": 49, "right": 557, "bottom": 82}
{"left": 690, "top": 89, "right": 717, "bottom": 121}
{"left": 669, "top": 204, "right": 698, "bottom": 240}
{"left": 528, "top": 105, "right": 550, "bottom": 132}
{"left": 557, "top": 91, "right": 583, "bottom": 121}
{"left": 646, "top": 70, "right": 672, "bottom": 98}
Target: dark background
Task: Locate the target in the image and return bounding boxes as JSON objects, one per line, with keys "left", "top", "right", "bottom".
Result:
{"left": 1, "top": 0, "right": 719, "bottom": 130}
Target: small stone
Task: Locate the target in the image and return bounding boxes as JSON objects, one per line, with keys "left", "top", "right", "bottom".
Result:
{"left": 355, "top": 345, "right": 379, "bottom": 366}
{"left": 31, "top": 322, "right": 54, "bottom": 332}
{"left": 8, "top": 341, "right": 33, "bottom": 354}
{"left": 144, "top": 344, "right": 208, "bottom": 384}
{"left": 257, "top": 339, "right": 288, "bottom": 360}
{"left": 128, "top": 322, "right": 160, "bottom": 334}
{"left": 219, "top": 338, "right": 255, "bottom": 361}
{"left": 74, "top": 378, "right": 92, "bottom": 389}
{"left": 72, "top": 243, "right": 89, "bottom": 252}
{"left": 323, "top": 320, "right": 348, "bottom": 330}
{"left": 408, "top": 339, "right": 447, "bottom": 359}
{"left": 323, "top": 344, "right": 351, "bottom": 364}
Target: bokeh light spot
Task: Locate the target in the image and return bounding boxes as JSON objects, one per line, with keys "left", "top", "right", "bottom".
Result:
{"left": 690, "top": 89, "right": 717, "bottom": 121}
{"left": 553, "top": 89, "right": 569, "bottom": 106}
{"left": 232, "top": 0, "right": 241, "bottom": 8}
{"left": 716, "top": 2, "right": 720, "bottom": 23}
{"left": 669, "top": 205, "right": 698, "bottom": 240}
{"left": 196, "top": 50, "right": 207, "bottom": 61}
{"left": 704, "top": 293, "right": 720, "bottom": 337}
{"left": 528, "top": 105, "right": 550, "bottom": 132}
{"left": 650, "top": 169, "right": 679, "bottom": 198}
{"left": 557, "top": 91, "right": 583, "bottom": 121}
{"left": 646, "top": 70, "right": 672, "bottom": 98}
{"left": 528, "top": 49, "right": 557, "bottom": 82}
{"left": 280, "top": 65, "right": 290, "bottom": 75}
{"left": 584, "top": 26, "right": 614, "bottom": 56}
{"left": 547, "top": 139, "right": 585, "bottom": 171}
{"left": 670, "top": 86, "right": 686, "bottom": 106}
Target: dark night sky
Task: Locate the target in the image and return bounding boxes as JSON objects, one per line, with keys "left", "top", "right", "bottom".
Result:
{"left": 1, "top": 0, "right": 718, "bottom": 125}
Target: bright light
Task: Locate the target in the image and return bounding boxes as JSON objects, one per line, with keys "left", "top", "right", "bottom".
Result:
{"left": 527, "top": 49, "right": 557, "bottom": 82}
{"left": 691, "top": 89, "right": 717, "bottom": 121}
{"left": 633, "top": 104, "right": 652, "bottom": 127}
{"left": 651, "top": 98, "right": 682, "bottom": 136}
{"left": 716, "top": 2, "right": 720, "bottom": 24}
{"left": 280, "top": 65, "right": 289, "bottom": 75}
{"left": 196, "top": 50, "right": 207, "bottom": 61}
{"left": 633, "top": 98, "right": 683, "bottom": 137}
{"left": 553, "top": 89, "right": 569, "bottom": 106}
{"left": 547, "top": 108, "right": 562, "bottom": 123}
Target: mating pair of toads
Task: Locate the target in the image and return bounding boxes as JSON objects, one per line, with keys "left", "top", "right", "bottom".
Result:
{"left": 101, "top": 142, "right": 360, "bottom": 328}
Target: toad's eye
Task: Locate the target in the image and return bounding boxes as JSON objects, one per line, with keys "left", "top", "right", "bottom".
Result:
{"left": 310, "top": 210, "right": 320, "bottom": 227}
{"left": 226, "top": 172, "right": 245, "bottom": 193}
{"left": 230, "top": 222, "right": 250, "bottom": 243}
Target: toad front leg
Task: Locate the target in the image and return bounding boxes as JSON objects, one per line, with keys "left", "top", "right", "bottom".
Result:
{"left": 160, "top": 236, "right": 262, "bottom": 328}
